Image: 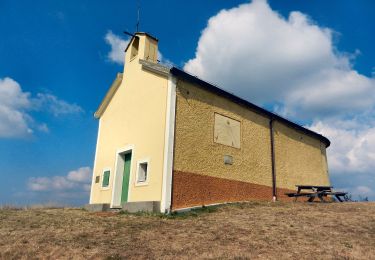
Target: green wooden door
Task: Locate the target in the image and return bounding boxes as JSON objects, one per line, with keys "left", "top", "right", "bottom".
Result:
{"left": 121, "top": 152, "right": 132, "bottom": 203}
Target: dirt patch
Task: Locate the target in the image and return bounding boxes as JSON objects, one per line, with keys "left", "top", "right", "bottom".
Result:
{"left": 1, "top": 202, "right": 374, "bottom": 259}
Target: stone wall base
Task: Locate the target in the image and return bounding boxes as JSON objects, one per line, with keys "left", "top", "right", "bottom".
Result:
{"left": 121, "top": 201, "right": 161, "bottom": 213}
{"left": 172, "top": 171, "right": 295, "bottom": 210}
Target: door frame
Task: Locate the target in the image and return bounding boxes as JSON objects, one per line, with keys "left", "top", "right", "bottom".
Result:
{"left": 111, "top": 145, "right": 134, "bottom": 208}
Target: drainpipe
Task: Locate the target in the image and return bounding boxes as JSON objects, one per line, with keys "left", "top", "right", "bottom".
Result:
{"left": 269, "top": 118, "right": 277, "bottom": 202}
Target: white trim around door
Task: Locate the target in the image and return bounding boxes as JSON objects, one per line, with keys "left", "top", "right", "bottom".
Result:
{"left": 110, "top": 145, "right": 135, "bottom": 208}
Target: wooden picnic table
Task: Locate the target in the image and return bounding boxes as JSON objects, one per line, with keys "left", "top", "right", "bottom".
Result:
{"left": 285, "top": 185, "right": 347, "bottom": 202}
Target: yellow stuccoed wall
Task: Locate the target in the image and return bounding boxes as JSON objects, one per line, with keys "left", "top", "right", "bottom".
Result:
{"left": 173, "top": 79, "right": 330, "bottom": 193}
{"left": 174, "top": 79, "right": 273, "bottom": 187}
{"left": 90, "top": 35, "right": 168, "bottom": 204}
{"left": 274, "top": 122, "right": 330, "bottom": 190}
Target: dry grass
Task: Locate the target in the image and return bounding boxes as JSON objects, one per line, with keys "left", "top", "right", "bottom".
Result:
{"left": 1, "top": 202, "right": 375, "bottom": 259}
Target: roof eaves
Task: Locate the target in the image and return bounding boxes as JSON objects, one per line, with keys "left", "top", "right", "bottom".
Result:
{"left": 94, "top": 73, "right": 123, "bottom": 119}
{"left": 124, "top": 35, "right": 139, "bottom": 53}
{"left": 124, "top": 32, "right": 158, "bottom": 53}
{"left": 135, "top": 32, "right": 158, "bottom": 42}
{"left": 170, "top": 67, "right": 330, "bottom": 147}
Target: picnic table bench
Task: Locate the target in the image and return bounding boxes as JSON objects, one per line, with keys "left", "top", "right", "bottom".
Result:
{"left": 285, "top": 185, "right": 347, "bottom": 202}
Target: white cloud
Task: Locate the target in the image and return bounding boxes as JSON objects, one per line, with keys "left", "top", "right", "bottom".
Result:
{"left": 355, "top": 186, "right": 372, "bottom": 195}
{"left": 306, "top": 116, "right": 375, "bottom": 198}
{"left": 184, "top": 0, "right": 375, "bottom": 120}
{"left": 0, "top": 77, "right": 83, "bottom": 138}
{"left": 28, "top": 166, "right": 92, "bottom": 192}
{"left": 23, "top": 166, "right": 92, "bottom": 206}
{"left": 37, "top": 123, "right": 49, "bottom": 133}
{"left": 67, "top": 166, "right": 91, "bottom": 183}
{"left": 309, "top": 119, "right": 375, "bottom": 175}
{"left": 28, "top": 176, "right": 75, "bottom": 191}
{"left": 34, "top": 93, "right": 83, "bottom": 116}
{"left": 344, "top": 186, "right": 374, "bottom": 201}
{"left": 105, "top": 30, "right": 130, "bottom": 64}
{"left": 185, "top": 0, "right": 375, "bottom": 199}
{"left": 0, "top": 77, "right": 31, "bottom": 108}
{"left": 157, "top": 50, "right": 174, "bottom": 67}
{"left": 0, "top": 78, "right": 33, "bottom": 137}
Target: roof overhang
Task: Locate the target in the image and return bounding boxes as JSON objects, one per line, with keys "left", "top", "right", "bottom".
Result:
{"left": 170, "top": 67, "right": 331, "bottom": 148}
{"left": 124, "top": 32, "right": 159, "bottom": 53}
{"left": 94, "top": 73, "right": 123, "bottom": 119}
{"left": 93, "top": 62, "right": 330, "bottom": 147}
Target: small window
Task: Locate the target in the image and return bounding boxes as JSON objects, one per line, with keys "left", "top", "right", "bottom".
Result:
{"left": 102, "top": 170, "right": 110, "bottom": 188}
{"left": 130, "top": 37, "right": 139, "bottom": 59}
{"left": 95, "top": 176, "right": 100, "bottom": 183}
{"left": 137, "top": 162, "right": 148, "bottom": 183}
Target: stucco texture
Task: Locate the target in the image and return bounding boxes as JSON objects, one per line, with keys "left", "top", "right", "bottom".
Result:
{"left": 274, "top": 122, "right": 330, "bottom": 190}
{"left": 90, "top": 35, "right": 168, "bottom": 205}
{"left": 173, "top": 79, "right": 273, "bottom": 187}
{"left": 172, "top": 79, "right": 330, "bottom": 209}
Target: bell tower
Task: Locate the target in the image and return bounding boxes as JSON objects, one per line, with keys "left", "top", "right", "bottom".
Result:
{"left": 124, "top": 32, "right": 159, "bottom": 65}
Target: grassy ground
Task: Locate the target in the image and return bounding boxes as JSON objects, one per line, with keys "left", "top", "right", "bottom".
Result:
{"left": 1, "top": 202, "right": 374, "bottom": 259}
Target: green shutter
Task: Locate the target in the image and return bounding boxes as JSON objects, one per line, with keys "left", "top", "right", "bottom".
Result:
{"left": 102, "top": 170, "right": 110, "bottom": 187}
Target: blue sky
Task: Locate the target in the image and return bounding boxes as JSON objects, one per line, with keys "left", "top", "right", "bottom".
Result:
{"left": 1, "top": 0, "right": 374, "bottom": 205}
